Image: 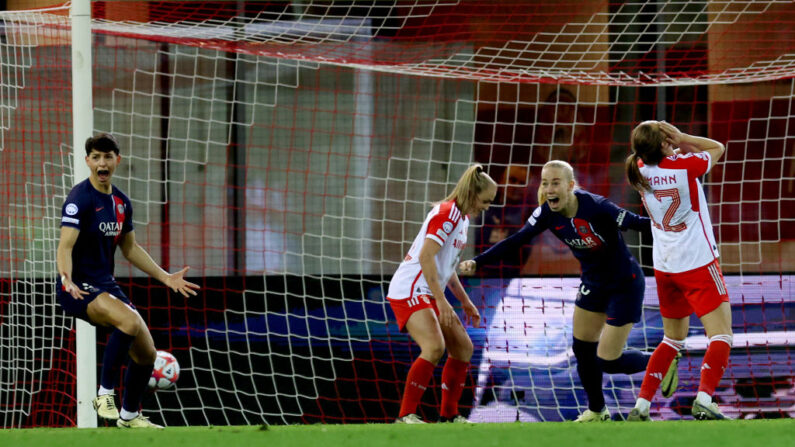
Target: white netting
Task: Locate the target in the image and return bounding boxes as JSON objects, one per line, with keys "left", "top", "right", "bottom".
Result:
{"left": 0, "top": 1, "right": 793, "bottom": 427}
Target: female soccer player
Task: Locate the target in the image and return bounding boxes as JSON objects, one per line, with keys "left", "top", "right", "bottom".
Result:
{"left": 625, "top": 121, "right": 731, "bottom": 421}
{"left": 56, "top": 134, "right": 199, "bottom": 428}
{"left": 459, "top": 160, "right": 678, "bottom": 422}
{"left": 388, "top": 164, "right": 497, "bottom": 424}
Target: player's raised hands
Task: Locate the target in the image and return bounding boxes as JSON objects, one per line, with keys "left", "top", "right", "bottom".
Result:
{"left": 658, "top": 121, "right": 685, "bottom": 149}
{"left": 164, "top": 266, "right": 200, "bottom": 297}
{"left": 458, "top": 260, "right": 477, "bottom": 276}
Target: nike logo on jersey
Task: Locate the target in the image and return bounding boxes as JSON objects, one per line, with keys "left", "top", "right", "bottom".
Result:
{"left": 95, "top": 207, "right": 104, "bottom": 212}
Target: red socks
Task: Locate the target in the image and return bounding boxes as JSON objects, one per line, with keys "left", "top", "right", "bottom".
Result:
{"left": 638, "top": 337, "right": 683, "bottom": 401}
{"left": 399, "top": 357, "right": 436, "bottom": 417}
{"left": 698, "top": 335, "right": 732, "bottom": 395}
{"left": 440, "top": 357, "right": 469, "bottom": 419}
{"left": 399, "top": 356, "right": 470, "bottom": 418}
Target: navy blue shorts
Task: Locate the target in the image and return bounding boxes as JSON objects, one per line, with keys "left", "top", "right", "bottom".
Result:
{"left": 574, "top": 271, "right": 645, "bottom": 326}
{"left": 56, "top": 279, "right": 132, "bottom": 323}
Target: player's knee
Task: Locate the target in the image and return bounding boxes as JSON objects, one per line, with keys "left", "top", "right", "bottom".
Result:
{"left": 114, "top": 312, "right": 143, "bottom": 336}
{"left": 453, "top": 338, "right": 474, "bottom": 362}
{"left": 422, "top": 343, "right": 446, "bottom": 364}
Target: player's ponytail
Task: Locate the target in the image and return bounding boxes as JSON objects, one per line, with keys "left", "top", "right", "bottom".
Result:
{"left": 625, "top": 152, "right": 649, "bottom": 192}
{"left": 444, "top": 164, "right": 496, "bottom": 214}
{"left": 626, "top": 121, "right": 666, "bottom": 192}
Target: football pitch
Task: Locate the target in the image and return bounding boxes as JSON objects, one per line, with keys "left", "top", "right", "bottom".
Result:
{"left": 1, "top": 420, "right": 792, "bottom": 447}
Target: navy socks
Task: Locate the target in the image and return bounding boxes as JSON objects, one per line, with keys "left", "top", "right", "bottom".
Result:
{"left": 572, "top": 338, "right": 604, "bottom": 412}
{"left": 121, "top": 359, "right": 154, "bottom": 413}
{"left": 100, "top": 329, "right": 135, "bottom": 390}
{"left": 598, "top": 350, "right": 650, "bottom": 375}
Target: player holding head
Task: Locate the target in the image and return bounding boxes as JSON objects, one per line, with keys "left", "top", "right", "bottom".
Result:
{"left": 625, "top": 121, "right": 730, "bottom": 421}
{"left": 56, "top": 133, "right": 200, "bottom": 428}
{"left": 388, "top": 164, "right": 497, "bottom": 424}
{"left": 460, "top": 160, "right": 678, "bottom": 422}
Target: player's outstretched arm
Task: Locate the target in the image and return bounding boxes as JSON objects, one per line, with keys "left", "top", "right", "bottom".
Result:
{"left": 119, "top": 230, "right": 200, "bottom": 297}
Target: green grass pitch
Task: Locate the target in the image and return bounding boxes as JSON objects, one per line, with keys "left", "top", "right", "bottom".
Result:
{"left": 1, "top": 420, "right": 793, "bottom": 447}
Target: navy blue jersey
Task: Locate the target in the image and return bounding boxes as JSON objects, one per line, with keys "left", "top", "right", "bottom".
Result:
{"left": 60, "top": 179, "right": 133, "bottom": 285}
{"left": 474, "top": 190, "right": 650, "bottom": 288}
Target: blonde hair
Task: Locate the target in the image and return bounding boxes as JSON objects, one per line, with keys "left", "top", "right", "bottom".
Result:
{"left": 537, "top": 160, "right": 578, "bottom": 206}
{"left": 444, "top": 164, "right": 497, "bottom": 213}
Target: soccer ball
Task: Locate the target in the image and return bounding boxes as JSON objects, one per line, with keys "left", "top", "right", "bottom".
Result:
{"left": 148, "top": 350, "right": 180, "bottom": 390}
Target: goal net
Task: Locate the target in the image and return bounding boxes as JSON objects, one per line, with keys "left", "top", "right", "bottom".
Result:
{"left": 0, "top": 0, "right": 793, "bottom": 426}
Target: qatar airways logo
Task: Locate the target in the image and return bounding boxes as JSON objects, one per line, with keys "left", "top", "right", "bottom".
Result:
{"left": 99, "top": 221, "right": 122, "bottom": 236}
{"left": 564, "top": 237, "right": 599, "bottom": 249}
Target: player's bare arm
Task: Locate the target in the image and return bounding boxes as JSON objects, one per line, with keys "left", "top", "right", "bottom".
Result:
{"left": 119, "top": 230, "right": 200, "bottom": 297}
{"left": 447, "top": 272, "right": 480, "bottom": 327}
{"left": 56, "top": 226, "right": 90, "bottom": 300}
{"left": 659, "top": 121, "right": 725, "bottom": 168}
{"left": 417, "top": 238, "right": 455, "bottom": 328}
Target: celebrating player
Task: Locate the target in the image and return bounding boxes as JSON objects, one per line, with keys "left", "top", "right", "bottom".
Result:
{"left": 459, "top": 160, "right": 678, "bottom": 422}
{"left": 56, "top": 134, "right": 199, "bottom": 428}
{"left": 625, "top": 121, "right": 731, "bottom": 421}
{"left": 388, "top": 164, "right": 497, "bottom": 424}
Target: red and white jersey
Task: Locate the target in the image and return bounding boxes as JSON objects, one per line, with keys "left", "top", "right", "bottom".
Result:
{"left": 387, "top": 200, "right": 469, "bottom": 300}
{"left": 639, "top": 152, "right": 719, "bottom": 273}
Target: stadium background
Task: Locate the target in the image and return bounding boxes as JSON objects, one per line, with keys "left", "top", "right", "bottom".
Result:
{"left": 0, "top": 0, "right": 792, "bottom": 427}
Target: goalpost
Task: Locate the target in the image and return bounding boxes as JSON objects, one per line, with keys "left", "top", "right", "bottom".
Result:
{"left": 0, "top": 1, "right": 793, "bottom": 427}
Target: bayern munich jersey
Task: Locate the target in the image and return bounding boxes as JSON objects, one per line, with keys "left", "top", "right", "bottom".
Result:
{"left": 61, "top": 179, "right": 134, "bottom": 285}
{"left": 638, "top": 152, "right": 718, "bottom": 273}
{"left": 474, "top": 190, "right": 649, "bottom": 288}
{"left": 387, "top": 200, "right": 469, "bottom": 300}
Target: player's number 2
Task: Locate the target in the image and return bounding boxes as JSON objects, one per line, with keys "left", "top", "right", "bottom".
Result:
{"left": 646, "top": 188, "right": 687, "bottom": 232}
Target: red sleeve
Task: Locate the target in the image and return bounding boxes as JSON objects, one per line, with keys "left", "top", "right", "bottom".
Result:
{"left": 680, "top": 152, "right": 710, "bottom": 178}
{"left": 425, "top": 201, "right": 461, "bottom": 246}
{"left": 659, "top": 152, "right": 710, "bottom": 178}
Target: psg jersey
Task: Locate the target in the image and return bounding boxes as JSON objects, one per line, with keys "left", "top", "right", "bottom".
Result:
{"left": 474, "top": 190, "right": 649, "bottom": 287}
{"left": 60, "top": 179, "right": 134, "bottom": 285}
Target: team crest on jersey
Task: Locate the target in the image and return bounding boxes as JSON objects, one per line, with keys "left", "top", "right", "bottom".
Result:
{"left": 421, "top": 295, "right": 430, "bottom": 304}
{"left": 117, "top": 203, "right": 125, "bottom": 214}
{"left": 579, "top": 225, "right": 588, "bottom": 233}
{"left": 65, "top": 203, "right": 78, "bottom": 216}
{"left": 442, "top": 221, "right": 453, "bottom": 234}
